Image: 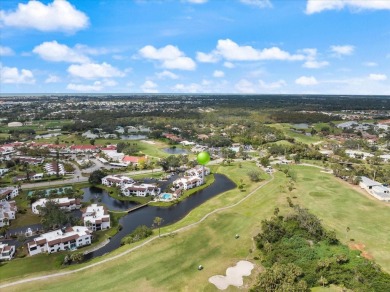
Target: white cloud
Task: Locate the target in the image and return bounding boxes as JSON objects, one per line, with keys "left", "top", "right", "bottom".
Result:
{"left": 306, "top": 0, "right": 390, "bottom": 14}
{"left": 156, "top": 70, "right": 179, "bottom": 79}
{"left": 224, "top": 61, "right": 235, "bottom": 68}
{"left": 68, "top": 62, "right": 125, "bottom": 79}
{"left": 163, "top": 57, "right": 196, "bottom": 70}
{"left": 368, "top": 73, "right": 387, "bottom": 81}
{"left": 67, "top": 79, "right": 117, "bottom": 91}
{"left": 73, "top": 44, "right": 111, "bottom": 56}
{"left": 45, "top": 75, "right": 61, "bottom": 83}
{"left": 173, "top": 83, "right": 202, "bottom": 93}
{"left": 259, "top": 79, "right": 287, "bottom": 89}
{"left": 295, "top": 76, "right": 318, "bottom": 86}
{"left": 330, "top": 45, "right": 355, "bottom": 56}
{"left": 363, "top": 62, "right": 377, "bottom": 67}
{"left": 0, "top": 65, "right": 35, "bottom": 84}
{"left": 0, "top": 0, "right": 89, "bottom": 33}
{"left": 240, "top": 0, "right": 272, "bottom": 9}
{"left": 141, "top": 80, "right": 159, "bottom": 93}
{"left": 196, "top": 52, "right": 220, "bottom": 63}
{"left": 67, "top": 82, "right": 103, "bottom": 92}
{"left": 33, "top": 41, "right": 90, "bottom": 63}
{"left": 185, "top": 0, "right": 208, "bottom": 4}
{"left": 235, "top": 79, "right": 256, "bottom": 93}
{"left": 303, "top": 60, "right": 329, "bottom": 68}
{"left": 0, "top": 46, "right": 14, "bottom": 56}
{"left": 213, "top": 70, "right": 225, "bottom": 78}
{"left": 210, "top": 39, "right": 305, "bottom": 61}
{"left": 300, "top": 48, "right": 329, "bottom": 68}
{"left": 138, "top": 44, "right": 196, "bottom": 70}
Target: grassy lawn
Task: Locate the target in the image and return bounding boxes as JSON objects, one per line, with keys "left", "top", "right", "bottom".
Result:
{"left": 269, "top": 123, "right": 323, "bottom": 144}
{"left": 1, "top": 163, "right": 389, "bottom": 291}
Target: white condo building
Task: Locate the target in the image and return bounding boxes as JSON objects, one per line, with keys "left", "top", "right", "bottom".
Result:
{"left": 32, "top": 197, "right": 82, "bottom": 214}
{"left": 359, "top": 176, "right": 390, "bottom": 202}
{"left": 27, "top": 226, "right": 91, "bottom": 256}
{"left": 82, "top": 204, "right": 111, "bottom": 231}
{"left": 101, "top": 175, "right": 134, "bottom": 187}
{"left": 0, "top": 243, "right": 16, "bottom": 261}
{"left": 0, "top": 201, "right": 17, "bottom": 227}
{"left": 121, "top": 183, "right": 160, "bottom": 197}
{"left": 0, "top": 187, "right": 19, "bottom": 202}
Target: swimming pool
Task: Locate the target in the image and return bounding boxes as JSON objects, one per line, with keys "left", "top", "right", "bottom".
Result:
{"left": 161, "top": 193, "right": 172, "bottom": 200}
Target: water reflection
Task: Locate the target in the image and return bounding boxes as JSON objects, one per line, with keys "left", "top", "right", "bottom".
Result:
{"left": 85, "top": 173, "right": 235, "bottom": 258}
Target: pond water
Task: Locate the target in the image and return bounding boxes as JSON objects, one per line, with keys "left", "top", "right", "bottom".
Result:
{"left": 163, "top": 147, "right": 188, "bottom": 154}
{"left": 85, "top": 173, "right": 235, "bottom": 259}
{"left": 121, "top": 135, "right": 147, "bottom": 140}
{"left": 82, "top": 187, "right": 139, "bottom": 211}
{"left": 81, "top": 176, "right": 178, "bottom": 211}
{"left": 292, "top": 123, "right": 309, "bottom": 129}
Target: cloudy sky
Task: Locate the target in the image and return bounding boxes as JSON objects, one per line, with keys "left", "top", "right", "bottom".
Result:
{"left": 1, "top": 0, "right": 390, "bottom": 94}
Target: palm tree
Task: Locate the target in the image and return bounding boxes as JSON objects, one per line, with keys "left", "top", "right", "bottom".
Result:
{"left": 153, "top": 217, "right": 164, "bottom": 237}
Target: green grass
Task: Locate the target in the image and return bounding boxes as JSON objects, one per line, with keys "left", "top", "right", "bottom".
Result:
{"left": 311, "top": 285, "right": 352, "bottom": 292}
{"left": 269, "top": 123, "right": 323, "bottom": 144}
{"left": 1, "top": 163, "right": 389, "bottom": 291}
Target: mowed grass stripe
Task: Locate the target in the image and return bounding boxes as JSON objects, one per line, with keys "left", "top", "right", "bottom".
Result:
{"left": 1, "top": 164, "right": 389, "bottom": 291}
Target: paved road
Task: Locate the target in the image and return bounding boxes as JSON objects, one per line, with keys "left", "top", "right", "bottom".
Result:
{"left": 0, "top": 173, "right": 274, "bottom": 289}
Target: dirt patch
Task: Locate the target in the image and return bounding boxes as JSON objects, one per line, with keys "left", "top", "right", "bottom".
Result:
{"left": 348, "top": 242, "right": 374, "bottom": 260}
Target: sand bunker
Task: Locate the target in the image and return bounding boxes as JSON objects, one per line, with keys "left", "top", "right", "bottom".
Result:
{"left": 209, "top": 260, "right": 254, "bottom": 290}
{"left": 140, "top": 140, "right": 156, "bottom": 144}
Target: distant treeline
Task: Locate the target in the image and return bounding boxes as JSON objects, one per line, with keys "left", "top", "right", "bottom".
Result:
{"left": 270, "top": 111, "right": 341, "bottom": 123}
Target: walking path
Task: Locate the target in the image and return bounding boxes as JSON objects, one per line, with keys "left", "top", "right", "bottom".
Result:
{"left": 0, "top": 174, "right": 274, "bottom": 289}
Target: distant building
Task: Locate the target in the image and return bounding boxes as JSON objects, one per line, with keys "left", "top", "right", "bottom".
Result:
{"left": 101, "top": 175, "right": 134, "bottom": 187}
{"left": 121, "top": 183, "right": 160, "bottom": 197}
{"left": 7, "top": 122, "right": 23, "bottom": 127}
{"left": 0, "top": 168, "right": 9, "bottom": 176}
{"left": 18, "top": 156, "right": 44, "bottom": 165}
{"left": 44, "top": 162, "right": 65, "bottom": 176}
{"left": 70, "top": 145, "right": 98, "bottom": 153}
{"left": 359, "top": 176, "right": 390, "bottom": 202}
{"left": 27, "top": 226, "right": 91, "bottom": 256}
{"left": 122, "top": 155, "right": 147, "bottom": 166}
{"left": 0, "top": 187, "right": 19, "bottom": 202}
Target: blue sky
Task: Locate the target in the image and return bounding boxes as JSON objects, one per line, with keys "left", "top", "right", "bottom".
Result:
{"left": 1, "top": 0, "right": 390, "bottom": 94}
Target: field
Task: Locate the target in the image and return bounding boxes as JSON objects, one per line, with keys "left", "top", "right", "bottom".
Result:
{"left": 0, "top": 120, "right": 74, "bottom": 133}
{"left": 269, "top": 123, "right": 323, "bottom": 144}
{"left": 1, "top": 163, "right": 389, "bottom": 291}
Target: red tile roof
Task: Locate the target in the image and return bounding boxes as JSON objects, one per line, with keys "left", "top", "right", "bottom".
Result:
{"left": 70, "top": 145, "right": 97, "bottom": 150}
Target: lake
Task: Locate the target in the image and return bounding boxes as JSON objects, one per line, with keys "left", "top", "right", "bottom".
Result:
{"left": 163, "top": 147, "right": 188, "bottom": 154}
{"left": 85, "top": 173, "right": 235, "bottom": 258}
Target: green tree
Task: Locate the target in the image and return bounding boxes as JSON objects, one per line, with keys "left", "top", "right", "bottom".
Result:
{"left": 247, "top": 169, "right": 262, "bottom": 182}
{"left": 88, "top": 170, "right": 106, "bottom": 185}
{"left": 39, "top": 201, "right": 77, "bottom": 230}
{"left": 253, "top": 263, "right": 308, "bottom": 292}
{"left": 153, "top": 217, "right": 164, "bottom": 237}
{"left": 260, "top": 156, "right": 270, "bottom": 167}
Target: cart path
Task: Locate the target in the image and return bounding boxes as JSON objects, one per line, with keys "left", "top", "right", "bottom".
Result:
{"left": 0, "top": 174, "right": 274, "bottom": 289}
